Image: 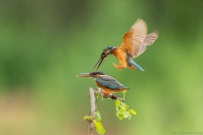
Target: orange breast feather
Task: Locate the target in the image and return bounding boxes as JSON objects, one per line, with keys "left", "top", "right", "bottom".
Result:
{"left": 111, "top": 46, "right": 128, "bottom": 68}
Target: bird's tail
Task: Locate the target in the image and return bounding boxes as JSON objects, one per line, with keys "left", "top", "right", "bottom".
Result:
{"left": 133, "top": 61, "right": 144, "bottom": 71}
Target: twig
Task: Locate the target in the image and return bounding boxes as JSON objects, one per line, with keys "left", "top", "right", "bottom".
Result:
{"left": 93, "top": 89, "right": 125, "bottom": 101}
{"left": 87, "top": 87, "right": 97, "bottom": 135}
{"left": 87, "top": 88, "right": 125, "bottom": 101}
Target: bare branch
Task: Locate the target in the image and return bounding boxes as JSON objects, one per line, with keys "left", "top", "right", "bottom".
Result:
{"left": 87, "top": 87, "right": 97, "bottom": 135}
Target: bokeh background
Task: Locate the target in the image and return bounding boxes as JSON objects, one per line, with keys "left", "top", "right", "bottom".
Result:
{"left": 0, "top": 0, "right": 203, "bottom": 135}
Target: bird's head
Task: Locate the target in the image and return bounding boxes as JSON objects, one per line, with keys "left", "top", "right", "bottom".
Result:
{"left": 77, "top": 71, "right": 105, "bottom": 78}
{"left": 93, "top": 46, "right": 117, "bottom": 70}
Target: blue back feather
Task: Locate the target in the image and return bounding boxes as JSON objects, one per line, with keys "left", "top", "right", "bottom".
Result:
{"left": 94, "top": 75, "right": 129, "bottom": 90}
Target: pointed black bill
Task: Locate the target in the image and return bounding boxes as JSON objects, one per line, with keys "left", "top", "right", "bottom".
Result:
{"left": 93, "top": 57, "right": 104, "bottom": 71}
{"left": 76, "top": 73, "right": 91, "bottom": 78}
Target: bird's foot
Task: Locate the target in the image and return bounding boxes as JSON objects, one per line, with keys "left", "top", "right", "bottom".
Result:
{"left": 113, "top": 63, "right": 123, "bottom": 71}
{"left": 102, "top": 91, "right": 110, "bottom": 96}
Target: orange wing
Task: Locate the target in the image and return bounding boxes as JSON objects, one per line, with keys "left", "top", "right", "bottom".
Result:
{"left": 118, "top": 19, "right": 150, "bottom": 59}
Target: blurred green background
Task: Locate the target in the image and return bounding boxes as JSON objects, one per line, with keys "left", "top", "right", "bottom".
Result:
{"left": 0, "top": 0, "right": 203, "bottom": 135}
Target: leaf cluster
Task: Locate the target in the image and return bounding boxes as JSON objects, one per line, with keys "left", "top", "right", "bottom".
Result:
{"left": 115, "top": 100, "right": 137, "bottom": 120}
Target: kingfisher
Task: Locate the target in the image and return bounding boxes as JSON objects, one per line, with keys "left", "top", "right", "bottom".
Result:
{"left": 93, "top": 19, "right": 158, "bottom": 71}
{"left": 77, "top": 71, "right": 129, "bottom": 94}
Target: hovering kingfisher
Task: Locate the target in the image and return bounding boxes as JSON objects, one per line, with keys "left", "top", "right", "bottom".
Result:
{"left": 77, "top": 71, "right": 129, "bottom": 94}
{"left": 93, "top": 19, "right": 158, "bottom": 71}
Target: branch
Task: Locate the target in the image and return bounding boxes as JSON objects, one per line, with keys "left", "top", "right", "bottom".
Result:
{"left": 87, "top": 87, "right": 97, "bottom": 135}
{"left": 86, "top": 87, "right": 124, "bottom": 135}
{"left": 94, "top": 89, "right": 125, "bottom": 101}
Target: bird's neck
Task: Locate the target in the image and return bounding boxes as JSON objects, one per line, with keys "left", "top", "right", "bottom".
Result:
{"left": 111, "top": 46, "right": 118, "bottom": 54}
{"left": 111, "top": 47, "right": 118, "bottom": 56}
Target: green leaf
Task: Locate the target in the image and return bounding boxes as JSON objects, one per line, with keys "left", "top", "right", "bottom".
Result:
{"left": 83, "top": 115, "right": 92, "bottom": 120}
{"left": 117, "top": 113, "right": 124, "bottom": 120}
{"left": 96, "top": 94, "right": 100, "bottom": 99}
{"left": 116, "top": 110, "right": 123, "bottom": 115}
{"left": 95, "top": 111, "right": 102, "bottom": 121}
{"left": 119, "top": 101, "right": 127, "bottom": 108}
{"left": 123, "top": 111, "right": 130, "bottom": 118}
{"left": 116, "top": 110, "right": 124, "bottom": 120}
{"left": 130, "top": 109, "right": 137, "bottom": 115}
{"left": 120, "top": 105, "right": 126, "bottom": 112}
{"left": 94, "top": 120, "right": 106, "bottom": 134}
{"left": 83, "top": 116, "right": 88, "bottom": 120}
{"left": 128, "top": 114, "right": 132, "bottom": 120}
{"left": 123, "top": 103, "right": 129, "bottom": 109}
{"left": 115, "top": 100, "right": 121, "bottom": 109}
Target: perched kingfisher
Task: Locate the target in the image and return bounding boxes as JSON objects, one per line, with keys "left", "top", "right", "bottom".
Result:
{"left": 77, "top": 71, "right": 129, "bottom": 94}
{"left": 93, "top": 19, "right": 158, "bottom": 71}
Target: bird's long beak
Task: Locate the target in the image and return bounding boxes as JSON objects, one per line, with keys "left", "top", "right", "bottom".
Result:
{"left": 93, "top": 57, "right": 104, "bottom": 71}
{"left": 76, "top": 73, "right": 92, "bottom": 78}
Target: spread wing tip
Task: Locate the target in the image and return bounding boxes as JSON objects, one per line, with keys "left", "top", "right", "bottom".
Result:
{"left": 152, "top": 30, "right": 159, "bottom": 36}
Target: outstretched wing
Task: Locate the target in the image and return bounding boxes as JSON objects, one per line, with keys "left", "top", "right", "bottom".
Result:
{"left": 137, "top": 30, "right": 158, "bottom": 57}
{"left": 119, "top": 19, "right": 147, "bottom": 59}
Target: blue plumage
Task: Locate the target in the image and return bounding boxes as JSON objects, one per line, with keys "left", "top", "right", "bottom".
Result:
{"left": 126, "top": 53, "right": 144, "bottom": 71}
{"left": 77, "top": 71, "right": 129, "bottom": 93}
{"left": 94, "top": 75, "right": 129, "bottom": 90}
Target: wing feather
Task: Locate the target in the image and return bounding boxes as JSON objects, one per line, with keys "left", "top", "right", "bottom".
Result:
{"left": 96, "top": 75, "right": 125, "bottom": 90}
{"left": 119, "top": 19, "right": 147, "bottom": 58}
{"left": 137, "top": 30, "right": 158, "bottom": 56}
